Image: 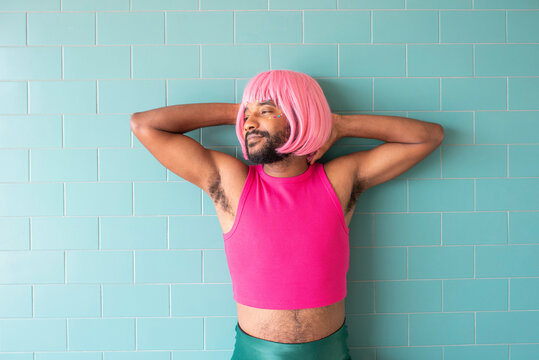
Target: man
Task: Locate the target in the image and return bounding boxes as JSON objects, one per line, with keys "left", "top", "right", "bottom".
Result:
{"left": 130, "top": 70, "right": 444, "bottom": 359}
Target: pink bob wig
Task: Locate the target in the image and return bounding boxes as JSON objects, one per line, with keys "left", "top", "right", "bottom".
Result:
{"left": 235, "top": 70, "right": 333, "bottom": 163}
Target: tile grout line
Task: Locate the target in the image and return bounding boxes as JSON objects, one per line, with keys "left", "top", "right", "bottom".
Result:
{"left": 405, "top": 44, "right": 408, "bottom": 78}
{"left": 97, "top": 147, "right": 99, "bottom": 181}
{"left": 473, "top": 245, "right": 476, "bottom": 279}
{"left": 440, "top": 212, "right": 443, "bottom": 246}
{"left": 506, "top": 144, "right": 509, "bottom": 178}
{"left": 336, "top": 42, "right": 339, "bottom": 77}
{"left": 164, "top": 11, "right": 166, "bottom": 44}
{"left": 131, "top": 46, "right": 133, "bottom": 79}
{"left": 27, "top": 80, "right": 30, "bottom": 114}
{"left": 506, "top": 76, "right": 509, "bottom": 111}
{"left": 474, "top": 311, "right": 476, "bottom": 346}
{"left": 97, "top": 214, "right": 101, "bottom": 251}
{"left": 269, "top": 41, "right": 272, "bottom": 69}
{"left": 508, "top": 278, "right": 511, "bottom": 312}
{"left": 370, "top": 10, "right": 373, "bottom": 44}
{"left": 133, "top": 249, "right": 135, "bottom": 286}
{"left": 473, "top": 178, "right": 476, "bottom": 211}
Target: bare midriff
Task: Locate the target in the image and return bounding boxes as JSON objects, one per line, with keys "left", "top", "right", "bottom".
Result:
{"left": 235, "top": 298, "right": 346, "bottom": 344}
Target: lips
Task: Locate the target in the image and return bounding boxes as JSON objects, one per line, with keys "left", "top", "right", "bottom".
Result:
{"left": 247, "top": 134, "right": 262, "bottom": 141}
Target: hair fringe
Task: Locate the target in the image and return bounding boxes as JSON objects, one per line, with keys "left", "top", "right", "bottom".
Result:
{"left": 236, "top": 70, "right": 333, "bottom": 163}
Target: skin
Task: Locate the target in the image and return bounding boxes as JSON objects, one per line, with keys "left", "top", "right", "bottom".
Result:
{"left": 243, "top": 99, "right": 311, "bottom": 177}
{"left": 131, "top": 97, "right": 444, "bottom": 343}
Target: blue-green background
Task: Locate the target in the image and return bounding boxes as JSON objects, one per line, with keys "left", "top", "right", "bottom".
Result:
{"left": 1, "top": 0, "right": 539, "bottom": 359}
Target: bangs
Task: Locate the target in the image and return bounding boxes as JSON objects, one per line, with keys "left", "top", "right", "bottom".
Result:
{"left": 235, "top": 70, "right": 332, "bottom": 163}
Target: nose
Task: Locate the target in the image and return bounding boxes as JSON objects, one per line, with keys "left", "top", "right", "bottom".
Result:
{"left": 243, "top": 116, "right": 258, "bottom": 133}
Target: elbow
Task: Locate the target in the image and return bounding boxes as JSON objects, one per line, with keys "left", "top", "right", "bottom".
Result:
{"left": 425, "top": 124, "right": 444, "bottom": 144}
{"left": 130, "top": 112, "right": 139, "bottom": 123}
{"left": 436, "top": 124, "right": 445, "bottom": 142}
{"left": 431, "top": 125, "right": 445, "bottom": 145}
{"left": 130, "top": 112, "right": 142, "bottom": 130}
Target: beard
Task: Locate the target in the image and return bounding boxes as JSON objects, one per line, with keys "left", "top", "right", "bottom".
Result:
{"left": 245, "top": 127, "right": 291, "bottom": 164}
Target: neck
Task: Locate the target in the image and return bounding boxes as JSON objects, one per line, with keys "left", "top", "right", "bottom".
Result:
{"left": 262, "top": 156, "right": 309, "bottom": 178}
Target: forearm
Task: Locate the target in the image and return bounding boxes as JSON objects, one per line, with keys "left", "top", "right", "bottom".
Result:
{"left": 336, "top": 113, "right": 444, "bottom": 144}
{"left": 130, "top": 102, "right": 239, "bottom": 134}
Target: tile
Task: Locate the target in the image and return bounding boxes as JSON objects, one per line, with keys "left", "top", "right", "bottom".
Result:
{"left": 98, "top": 80, "right": 165, "bottom": 114}
{"left": 374, "top": 10, "right": 438, "bottom": 43}
{"left": 0, "top": 319, "right": 66, "bottom": 351}
{"left": 509, "top": 78, "right": 539, "bottom": 110}
{"left": 475, "top": 45, "right": 539, "bottom": 76}
{"left": 29, "top": 81, "right": 96, "bottom": 114}
{"left": 476, "top": 179, "right": 539, "bottom": 211}
{"left": 271, "top": 45, "right": 338, "bottom": 77}
{"left": 442, "top": 212, "right": 507, "bottom": 245}
{"left": 137, "top": 318, "right": 203, "bottom": 350}
{"left": 167, "top": 11, "right": 232, "bottom": 44}
{"left": 442, "top": 78, "right": 506, "bottom": 111}
{"left": 0, "top": 82, "right": 27, "bottom": 114}
{"left": 28, "top": 13, "right": 95, "bottom": 45}
{"left": 133, "top": 45, "right": 199, "bottom": 78}
{"left": 408, "top": 246, "right": 474, "bottom": 279}
{"left": 201, "top": 45, "right": 269, "bottom": 78}
{"left": 440, "top": 11, "right": 505, "bottom": 43}
{"left": 410, "top": 313, "right": 474, "bottom": 345}
{"left": 305, "top": 10, "right": 370, "bottom": 43}
{"left": 98, "top": 12, "right": 164, "bottom": 45}
{"left": 340, "top": 45, "right": 405, "bottom": 77}
{"left": 443, "top": 279, "right": 508, "bottom": 311}
{"left": 236, "top": 11, "right": 301, "bottom": 43}
{"left": 102, "top": 285, "right": 169, "bottom": 317}
{"left": 34, "top": 285, "right": 100, "bottom": 317}
{"left": 0, "top": 13, "right": 26, "bottom": 45}
{"left": 408, "top": 45, "right": 472, "bottom": 77}
{"left": 374, "top": 78, "right": 440, "bottom": 111}
{"left": 508, "top": 11, "right": 539, "bottom": 42}
{"left": 64, "top": 46, "right": 130, "bottom": 79}
{"left": 68, "top": 319, "right": 135, "bottom": 350}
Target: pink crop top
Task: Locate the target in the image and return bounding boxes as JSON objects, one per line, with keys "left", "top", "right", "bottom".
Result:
{"left": 223, "top": 162, "right": 350, "bottom": 310}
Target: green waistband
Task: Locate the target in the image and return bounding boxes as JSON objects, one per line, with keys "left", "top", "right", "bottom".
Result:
{"left": 231, "top": 318, "right": 351, "bottom": 360}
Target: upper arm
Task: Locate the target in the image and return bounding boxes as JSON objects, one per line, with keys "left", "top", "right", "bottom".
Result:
{"left": 130, "top": 120, "right": 224, "bottom": 192}
{"left": 351, "top": 133, "right": 444, "bottom": 192}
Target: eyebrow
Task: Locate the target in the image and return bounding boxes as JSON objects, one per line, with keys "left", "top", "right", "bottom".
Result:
{"left": 244, "top": 100, "right": 275, "bottom": 113}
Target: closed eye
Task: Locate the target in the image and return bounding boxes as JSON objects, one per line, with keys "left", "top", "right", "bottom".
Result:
{"left": 244, "top": 111, "right": 270, "bottom": 121}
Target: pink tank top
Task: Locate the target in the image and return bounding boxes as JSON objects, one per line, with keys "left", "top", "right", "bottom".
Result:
{"left": 223, "top": 162, "right": 350, "bottom": 310}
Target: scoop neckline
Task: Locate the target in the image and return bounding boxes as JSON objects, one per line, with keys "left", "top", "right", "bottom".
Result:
{"left": 257, "top": 163, "right": 317, "bottom": 183}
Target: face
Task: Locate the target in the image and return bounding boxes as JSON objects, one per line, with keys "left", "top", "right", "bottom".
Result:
{"left": 243, "top": 99, "right": 292, "bottom": 164}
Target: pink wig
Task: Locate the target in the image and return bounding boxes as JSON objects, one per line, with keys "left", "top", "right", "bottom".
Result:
{"left": 236, "top": 70, "right": 333, "bottom": 163}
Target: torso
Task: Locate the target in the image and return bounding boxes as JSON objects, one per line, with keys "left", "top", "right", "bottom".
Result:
{"left": 206, "top": 156, "right": 364, "bottom": 343}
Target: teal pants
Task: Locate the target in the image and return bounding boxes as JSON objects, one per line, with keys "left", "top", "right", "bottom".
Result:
{"left": 231, "top": 317, "right": 352, "bottom": 360}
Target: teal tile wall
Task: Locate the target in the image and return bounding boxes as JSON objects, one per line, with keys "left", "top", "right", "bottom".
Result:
{"left": 0, "top": 1, "right": 538, "bottom": 359}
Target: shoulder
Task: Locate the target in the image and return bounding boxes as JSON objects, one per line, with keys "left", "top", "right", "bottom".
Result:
{"left": 206, "top": 149, "right": 249, "bottom": 195}
{"left": 322, "top": 155, "right": 361, "bottom": 187}
{"left": 321, "top": 155, "right": 367, "bottom": 206}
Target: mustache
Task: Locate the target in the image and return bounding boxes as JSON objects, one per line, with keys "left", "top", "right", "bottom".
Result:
{"left": 245, "top": 131, "right": 268, "bottom": 140}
